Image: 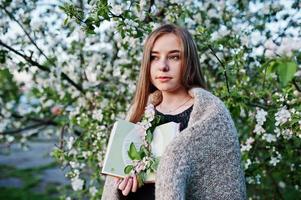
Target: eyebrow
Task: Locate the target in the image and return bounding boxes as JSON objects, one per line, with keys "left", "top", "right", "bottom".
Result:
{"left": 151, "top": 50, "right": 180, "bottom": 54}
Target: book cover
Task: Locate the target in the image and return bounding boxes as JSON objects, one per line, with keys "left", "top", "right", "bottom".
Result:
{"left": 101, "top": 119, "right": 180, "bottom": 182}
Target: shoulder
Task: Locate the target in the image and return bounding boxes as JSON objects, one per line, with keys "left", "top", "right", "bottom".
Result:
{"left": 188, "top": 87, "right": 233, "bottom": 125}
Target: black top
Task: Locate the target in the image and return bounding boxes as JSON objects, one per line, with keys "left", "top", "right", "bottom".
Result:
{"left": 119, "top": 105, "right": 193, "bottom": 200}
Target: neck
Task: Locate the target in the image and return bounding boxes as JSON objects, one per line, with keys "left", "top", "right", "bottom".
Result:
{"left": 159, "top": 87, "right": 191, "bottom": 109}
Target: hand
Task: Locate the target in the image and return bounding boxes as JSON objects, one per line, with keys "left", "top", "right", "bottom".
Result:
{"left": 115, "top": 175, "right": 139, "bottom": 196}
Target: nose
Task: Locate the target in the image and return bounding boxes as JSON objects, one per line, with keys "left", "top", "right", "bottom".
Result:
{"left": 159, "top": 58, "right": 169, "bottom": 72}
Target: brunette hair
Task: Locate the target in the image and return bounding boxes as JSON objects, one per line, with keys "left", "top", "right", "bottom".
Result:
{"left": 128, "top": 24, "right": 207, "bottom": 123}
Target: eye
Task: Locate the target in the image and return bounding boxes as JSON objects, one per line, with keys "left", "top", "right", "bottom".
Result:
{"left": 169, "top": 55, "right": 180, "bottom": 60}
{"left": 150, "top": 55, "right": 159, "bottom": 61}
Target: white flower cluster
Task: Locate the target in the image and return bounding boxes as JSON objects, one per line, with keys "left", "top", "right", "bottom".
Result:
{"left": 246, "top": 174, "right": 261, "bottom": 185}
{"left": 71, "top": 176, "right": 84, "bottom": 191}
{"left": 133, "top": 156, "right": 150, "bottom": 173}
{"left": 280, "top": 128, "right": 293, "bottom": 140}
{"left": 137, "top": 104, "right": 155, "bottom": 130}
{"left": 275, "top": 106, "right": 291, "bottom": 126}
{"left": 66, "top": 136, "right": 75, "bottom": 150}
{"left": 264, "top": 37, "right": 301, "bottom": 57}
{"left": 92, "top": 109, "right": 103, "bottom": 122}
{"left": 211, "top": 25, "right": 231, "bottom": 41}
{"left": 123, "top": 18, "right": 139, "bottom": 34}
{"left": 244, "top": 159, "right": 252, "bottom": 170}
{"left": 241, "top": 137, "right": 255, "bottom": 152}
{"left": 30, "top": 18, "right": 43, "bottom": 31}
{"left": 269, "top": 151, "right": 282, "bottom": 166}
{"left": 253, "top": 108, "right": 268, "bottom": 135}
{"left": 144, "top": 104, "right": 155, "bottom": 121}
{"left": 69, "top": 161, "right": 85, "bottom": 169}
{"left": 89, "top": 186, "right": 98, "bottom": 196}
{"left": 261, "top": 133, "right": 277, "bottom": 143}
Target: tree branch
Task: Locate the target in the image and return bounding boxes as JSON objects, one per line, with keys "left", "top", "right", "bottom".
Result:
{"left": 0, "top": 120, "right": 57, "bottom": 135}
{"left": 0, "top": 40, "right": 85, "bottom": 94}
{"left": 208, "top": 45, "right": 231, "bottom": 94}
{"left": 0, "top": 40, "right": 50, "bottom": 71}
{"left": 0, "top": 5, "right": 51, "bottom": 63}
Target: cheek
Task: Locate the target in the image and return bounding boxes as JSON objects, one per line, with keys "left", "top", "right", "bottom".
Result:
{"left": 150, "top": 65, "right": 156, "bottom": 82}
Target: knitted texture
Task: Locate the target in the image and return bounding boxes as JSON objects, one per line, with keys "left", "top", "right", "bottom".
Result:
{"left": 101, "top": 87, "right": 247, "bottom": 200}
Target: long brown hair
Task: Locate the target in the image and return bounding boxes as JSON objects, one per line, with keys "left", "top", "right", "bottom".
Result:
{"left": 128, "top": 24, "right": 207, "bottom": 123}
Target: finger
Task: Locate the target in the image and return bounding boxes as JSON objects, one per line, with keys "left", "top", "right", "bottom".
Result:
{"left": 122, "top": 177, "right": 133, "bottom": 196}
{"left": 118, "top": 176, "right": 129, "bottom": 190}
{"left": 131, "top": 175, "right": 138, "bottom": 192}
{"left": 114, "top": 178, "right": 122, "bottom": 186}
{"left": 114, "top": 177, "right": 120, "bottom": 183}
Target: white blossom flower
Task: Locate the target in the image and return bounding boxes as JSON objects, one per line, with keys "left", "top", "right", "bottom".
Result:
{"left": 281, "top": 128, "right": 293, "bottom": 139}
{"left": 275, "top": 106, "right": 291, "bottom": 126}
{"left": 71, "top": 177, "right": 84, "bottom": 191}
{"left": 278, "top": 181, "right": 286, "bottom": 188}
{"left": 6, "top": 135, "right": 15, "bottom": 143}
{"left": 264, "top": 39, "right": 277, "bottom": 51}
{"left": 92, "top": 109, "right": 103, "bottom": 122}
{"left": 144, "top": 104, "right": 155, "bottom": 121}
{"left": 66, "top": 136, "right": 75, "bottom": 150}
{"left": 133, "top": 157, "right": 150, "bottom": 173}
{"left": 82, "top": 151, "right": 92, "bottom": 159}
{"left": 262, "top": 133, "right": 277, "bottom": 143}
{"left": 137, "top": 120, "right": 152, "bottom": 130}
{"left": 269, "top": 156, "right": 280, "bottom": 166}
{"left": 253, "top": 124, "right": 265, "bottom": 135}
{"left": 111, "top": 5, "right": 123, "bottom": 15}
{"left": 244, "top": 159, "right": 252, "bottom": 169}
{"left": 30, "top": 18, "right": 43, "bottom": 31}
{"left": 255, "top": 108, "right": 268, "bottom": 126}
{"left": 20, "top": 137, "right": 27, "bottom": 143}
{"left": 241, "top": 143, "right": 252, "bottom": 152}
{"left": 255, "top": 174, "right": 261, "bottom": 184}
{"left": 269, "top": 152, "right": 282, "bottom": 166}
{"left": 246, "top": 137, "right": 255, "bottom": 145}
{"left": 240, "top": 108, "right": 246, "bottom": 117}
{"left": 246, "top": 176, "right": 255, "bottom": 184}
{"left": 89, "top": 186, "right": 98, "bottom": 196}
{"left": 70, "top": 161, "right": 80, "bottom": 169}
{"left": 295, "top": 70, "right": 301, "bottom": 77}
{"left": 211, "top": 25, "right": 230, "bottom": 40}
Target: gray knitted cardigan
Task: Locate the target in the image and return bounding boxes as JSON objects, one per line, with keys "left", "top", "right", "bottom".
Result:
{"left": 101, "top": 87, "right": 247, "bottom": 200}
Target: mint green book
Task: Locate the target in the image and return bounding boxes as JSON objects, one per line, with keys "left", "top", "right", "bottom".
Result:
{"left": 101, "top": 119, "right": 180, "bottom": 182}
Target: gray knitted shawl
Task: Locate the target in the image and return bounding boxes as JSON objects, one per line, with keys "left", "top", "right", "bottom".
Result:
{"left": 101, "top": 87, "right": 247, "bottom": 200}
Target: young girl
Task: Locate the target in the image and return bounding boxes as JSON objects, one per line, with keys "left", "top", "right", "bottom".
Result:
{"left": 101, "top": 24, "right": 247, "bottom": 200}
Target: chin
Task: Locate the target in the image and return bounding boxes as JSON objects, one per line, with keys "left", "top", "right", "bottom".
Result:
{"left": 155, "top": 84, "right": 182, "bottom": 93}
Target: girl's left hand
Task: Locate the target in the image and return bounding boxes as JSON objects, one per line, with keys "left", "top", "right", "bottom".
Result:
{"left": 115, "top": 175, "right": 138, "bottom": 196}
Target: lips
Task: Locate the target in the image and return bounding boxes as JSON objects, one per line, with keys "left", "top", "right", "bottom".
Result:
{"left": 157, "top": 76, "right": 172, "bottom": 82}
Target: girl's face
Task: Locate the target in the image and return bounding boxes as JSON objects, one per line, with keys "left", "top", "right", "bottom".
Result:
{"left": 150, "top": 33, "right": 183, "bottom": 93}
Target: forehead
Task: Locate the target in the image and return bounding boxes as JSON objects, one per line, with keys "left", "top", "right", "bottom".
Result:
{"left": 151, "top": 33, "right": 181, "bottom": 53}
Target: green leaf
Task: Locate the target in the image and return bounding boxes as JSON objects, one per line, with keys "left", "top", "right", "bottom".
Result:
{"left": 140, "top": 145, "right": 149, "bottom": 157}
{"left": 124, "top": 165, "right": 133, "bottom": 174}
{"left": 63, "top": 17, "right": 69, "bottom": 25}
{"left": 150, "top": 158, "right": 160, "bottom": 171}
{"left": 145, "top": 130, "right": 153, "bottom": 144}
{"left": 128, "top": 143, "right": 141, "bottom": 160}
{"left": 264, "top": 60, "right": 276, "bottom": 75}
{"left": 276, "top": 61, "right": 297, "bottom": 87}
{"left": 137, "top": 172, "right": 146, "bottom": 187}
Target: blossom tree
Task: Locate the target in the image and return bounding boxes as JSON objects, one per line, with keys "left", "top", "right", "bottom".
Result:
{"left": 0, "top": 0, "right": 300, "bottom": 199}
